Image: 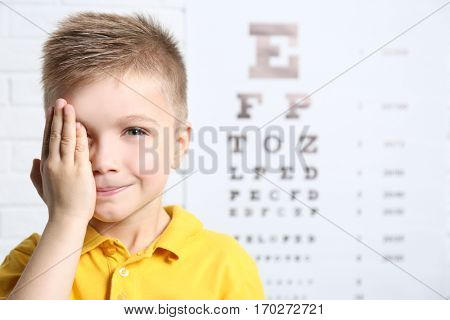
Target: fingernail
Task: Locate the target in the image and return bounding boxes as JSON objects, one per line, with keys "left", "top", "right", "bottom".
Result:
{"left": 56, "top": 99, "right": 65, "bottom": 109}
{"left": 76, "top": 122, "right": 81, "bottom": 129}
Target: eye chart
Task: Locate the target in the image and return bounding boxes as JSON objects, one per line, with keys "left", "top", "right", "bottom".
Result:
{"left": 180, "top": 0, "right": 450, "bottom": 299}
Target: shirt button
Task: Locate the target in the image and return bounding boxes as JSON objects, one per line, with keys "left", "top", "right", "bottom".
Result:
{"left": 117, "top": 292, "right": 127, "bottom": 300}
{"left": 103, "top": 247, "right": 117, "bottom": 256}
{"left": 119, "top": 267, "right": 129, "bottom": 277}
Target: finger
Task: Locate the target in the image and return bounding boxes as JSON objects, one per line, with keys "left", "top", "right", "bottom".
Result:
{"left": 41, "top": 105, "right": 55, "bottom": 162}
{"left": 48, "top": 99, "right": 66, "bottom": 161}
{"left": 60, "top": 103, "right": 76, "bottom": 164}
{"left": 75, "top": 122, "right": 90, "bottom": 166}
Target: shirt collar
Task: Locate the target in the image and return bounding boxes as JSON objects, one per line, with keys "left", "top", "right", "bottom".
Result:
{"left": 81, "top": 204, "right": 204, "bottom": 261}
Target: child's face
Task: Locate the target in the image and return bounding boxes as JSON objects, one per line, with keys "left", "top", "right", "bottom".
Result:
{"left": 64, "top": 72, "right": 188, "bottom": 222}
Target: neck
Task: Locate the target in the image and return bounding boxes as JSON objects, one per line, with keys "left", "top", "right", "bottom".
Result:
{"left": 88, "top": 197, "right": 171, "bottom": 255}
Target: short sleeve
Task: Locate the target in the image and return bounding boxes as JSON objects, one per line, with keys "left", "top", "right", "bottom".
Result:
{"left": 0, "top": 233, "right": 40, "bottom": 299}
{"left": 220, "top": 237, "right": 266, "bottom": 300}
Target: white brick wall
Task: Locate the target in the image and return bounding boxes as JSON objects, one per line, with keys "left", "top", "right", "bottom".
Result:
{"left": 0, "top": 142, "right": 10, "bottom": 173}
{"left": 1, "top": 207, "right": 48, "bottom": 238}
{"left": 0, "top": 76, "right": 8, "bottom": 105}
{"left": 10, "top": 74, "right": 41, "bottom": 106}
{"left": 0, "top": 108, "right": 45, "bottom": 139}
{"left": 0, "top": 6, "right": 8, "bottom": 37}
{"left": 0, "top": 0, "right": 187, "bottom": 259}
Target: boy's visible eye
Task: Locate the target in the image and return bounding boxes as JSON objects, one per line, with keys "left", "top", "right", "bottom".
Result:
{"left": 124, "top": 127, "right": 149, "bottom": 136}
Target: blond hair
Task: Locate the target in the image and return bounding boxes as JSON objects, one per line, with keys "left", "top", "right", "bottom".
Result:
{"left": 40, "top": 12, "right": 187, "bottom": 125}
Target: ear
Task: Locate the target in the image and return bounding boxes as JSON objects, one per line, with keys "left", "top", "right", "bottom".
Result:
{"left": 30, "top": 158, "right": 45, "bottom": 204}
{"left": 171, "top": 122, "right": 191, "bottom": 170}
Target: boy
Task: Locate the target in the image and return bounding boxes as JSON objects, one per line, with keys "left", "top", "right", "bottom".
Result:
{"left": 0, "top": 12, "right": 265, "bottom": 300}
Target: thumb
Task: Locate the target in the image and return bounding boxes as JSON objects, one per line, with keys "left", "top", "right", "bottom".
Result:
{"left": 30, "top": 158, "right": 44, "bottom": 202}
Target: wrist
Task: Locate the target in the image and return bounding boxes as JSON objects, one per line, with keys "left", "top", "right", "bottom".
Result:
{"left": 43, "top": 212, "right": 89, "bottom": 249}
{"left": 48, "top": 211, "right": 90, "bottom": 228}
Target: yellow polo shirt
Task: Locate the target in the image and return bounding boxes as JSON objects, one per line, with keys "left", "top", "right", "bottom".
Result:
{"left": 0, "top": 204, "right": 265, "bottom": 300}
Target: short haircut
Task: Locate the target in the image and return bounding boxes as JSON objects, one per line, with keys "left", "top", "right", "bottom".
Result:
{"left": 41, "top": 11, "right": 187, "bottom": 126}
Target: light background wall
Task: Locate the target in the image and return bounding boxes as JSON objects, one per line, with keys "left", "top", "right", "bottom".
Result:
{"left": 1, "top": 0, "right": 449, "bottom": 300}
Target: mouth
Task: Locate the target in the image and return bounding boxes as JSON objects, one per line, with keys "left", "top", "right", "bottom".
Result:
{"left": 96, "top": 185, "right": 131, "bottom": 197}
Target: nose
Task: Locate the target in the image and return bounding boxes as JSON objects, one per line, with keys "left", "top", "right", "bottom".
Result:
{"left": 89, "top": 137, "right": 119, "bottom": 175}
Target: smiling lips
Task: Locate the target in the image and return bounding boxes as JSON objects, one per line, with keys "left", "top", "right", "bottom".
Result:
{"left": 96, "top": 185, "right": 130, "bottom": 196}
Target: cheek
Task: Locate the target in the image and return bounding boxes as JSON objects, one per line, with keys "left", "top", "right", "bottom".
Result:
{"left": 142, "top": 136, "right": 174, "bottom": 174}
{"left": 125, "top": 140, "right": 172, "bottom": 176}
{"left": 138, "top": 168, "right": 170, "bottom": 196}
{"left": 140, "top": 173, "right": 169, "bottom": 187}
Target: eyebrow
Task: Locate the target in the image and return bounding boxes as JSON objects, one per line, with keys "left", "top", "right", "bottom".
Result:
{"left": 115, "top": 114, "right": 160, "bottom": 127}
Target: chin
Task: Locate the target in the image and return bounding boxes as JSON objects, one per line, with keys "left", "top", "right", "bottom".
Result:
{"left": 92, "top": 207, "right": 130, "bottom": 223}
{"left": 92, "top": 214, "right": 123, "bottom": 223}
